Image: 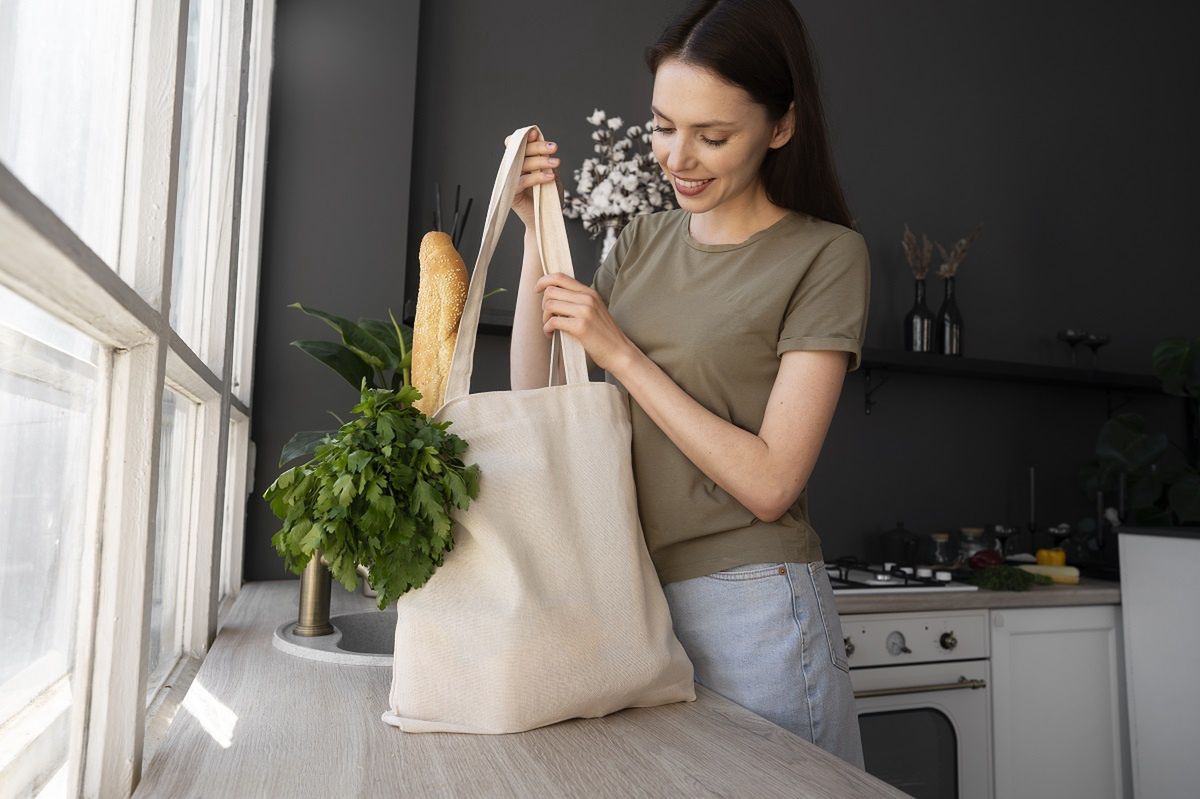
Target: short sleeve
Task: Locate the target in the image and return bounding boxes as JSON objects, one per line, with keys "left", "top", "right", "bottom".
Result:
{"left": 589, "top": 215, "right": 641, "bottom": 305}
{"left": 777, "top": 230, "right": 871, "bottom": 372}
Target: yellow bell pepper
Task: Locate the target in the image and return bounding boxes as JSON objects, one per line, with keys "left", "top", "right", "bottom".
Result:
{"left": 1036, "top": 547, "right": 1067, "bottom": 566}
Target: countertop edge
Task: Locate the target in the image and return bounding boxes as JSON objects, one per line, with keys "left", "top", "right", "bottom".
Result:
{"left": 834, "top": 577, "right": 1120, "bottom": 615}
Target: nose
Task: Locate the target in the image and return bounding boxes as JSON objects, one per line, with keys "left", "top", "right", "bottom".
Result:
{"left": 664, "top": 137, "right": 697, "bottom": 176}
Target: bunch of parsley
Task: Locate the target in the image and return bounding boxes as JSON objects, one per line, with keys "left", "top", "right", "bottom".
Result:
{"left": 263, "top": 379, "right": 480, "bottom": 609}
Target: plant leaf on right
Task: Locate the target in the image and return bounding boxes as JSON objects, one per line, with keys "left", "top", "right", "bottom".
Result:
{"left": 1080, "top": 336, "right": 1200, "bottom": 527}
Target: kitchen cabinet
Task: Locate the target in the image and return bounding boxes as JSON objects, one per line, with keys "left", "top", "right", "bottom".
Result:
{"left": 989, "top": 604, "right": 1131, "bottom": 799}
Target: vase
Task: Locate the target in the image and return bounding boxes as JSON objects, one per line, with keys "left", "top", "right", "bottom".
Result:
{"left": 598, "top": 219, "right": 621, "bottom": 266}
{"left": 936, "top": 276, "right": 963, "bottom": 356}
{"left": 903, "top": 278, "right": 935, "bottom": 352}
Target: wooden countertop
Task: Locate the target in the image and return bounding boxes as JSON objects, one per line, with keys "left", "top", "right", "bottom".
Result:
{"left": 135, "top": 581, "right": 906, "bottom": 798}
{"left": 834, "top": 576, "right": 1120, "bottom": 615}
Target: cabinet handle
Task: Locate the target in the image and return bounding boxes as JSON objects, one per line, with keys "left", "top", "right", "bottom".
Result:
{"left": 854, "top": 676, "right": 987, "bottom": 699}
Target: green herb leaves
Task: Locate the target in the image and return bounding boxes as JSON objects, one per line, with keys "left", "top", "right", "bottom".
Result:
{"left": 263, "top": 380, "right": 480, "bottom": 609}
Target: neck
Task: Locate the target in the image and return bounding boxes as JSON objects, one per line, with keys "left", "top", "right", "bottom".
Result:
{"left": 687, "top": 183, "right": 788, "bottom": 245}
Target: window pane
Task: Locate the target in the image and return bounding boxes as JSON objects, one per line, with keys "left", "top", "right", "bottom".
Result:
{"left": 0, "top": 284, "right": 100, "bottom": 790}
{"left": 146, "top": 388, "right": 196, "bottom": 701}
{"left": 170, "top": 0, "right": 236, "bottom": 373}
{"left": 0, "top": 0, "right": 135, "bottom": 267}
{"left": 232, "top": 0, "right": 272, "bottom": 405}
{"left": 219, "top": 417, "right": 246, "bottom": 603}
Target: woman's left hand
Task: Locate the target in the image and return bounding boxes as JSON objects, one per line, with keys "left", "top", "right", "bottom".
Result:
{"left": 536, "top": 273, "right": 634, "bottom": 373}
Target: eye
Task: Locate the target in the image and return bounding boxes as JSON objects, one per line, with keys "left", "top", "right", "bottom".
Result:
{"left": 649, "top": 125, "right": 727, "bottom": 147}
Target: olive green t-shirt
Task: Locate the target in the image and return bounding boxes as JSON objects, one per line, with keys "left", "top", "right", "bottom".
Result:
{"left": 589, "top": 207, "right": 870, "bottom": 585}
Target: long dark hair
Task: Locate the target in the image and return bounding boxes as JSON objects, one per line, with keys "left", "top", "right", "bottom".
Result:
{"left": 645, "top": 0, "right": 853, "bottom": 229}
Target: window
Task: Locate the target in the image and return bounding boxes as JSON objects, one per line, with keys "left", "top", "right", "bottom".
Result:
{"left": 170, "top": 0, "right": 244, "bottom": 373}
{"left": 0, "top": 284, "right": 102, "bottom": 794}
{"left": 0, "top": 0, "right": 136, "bottom": 271}
{"left": 0, "top": 0, "right": 274, "bottom": 794}
{"left": 220, "top": 415, "right": 249, "bottom": 605}
{"left": 146, "top": 387, "right": 198, "bottom": 702}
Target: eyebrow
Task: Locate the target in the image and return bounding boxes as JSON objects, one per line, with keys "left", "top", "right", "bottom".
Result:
{"left": 651, "top": 105, "right": 735, "bottom": 128}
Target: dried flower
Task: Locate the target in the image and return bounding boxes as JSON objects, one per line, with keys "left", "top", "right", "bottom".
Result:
{"left": 562, "top": 110, "right": 676, "bottom": 240}
{"left": 901, "top": 224, "right": 933, "bottom": 279}
{"left": 935, "top": 223, "right": 984, "bottom": 278}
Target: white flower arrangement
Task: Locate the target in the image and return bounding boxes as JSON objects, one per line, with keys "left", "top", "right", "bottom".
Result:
{"left": 562, "top": 108, "right": 676, "bottom": 261}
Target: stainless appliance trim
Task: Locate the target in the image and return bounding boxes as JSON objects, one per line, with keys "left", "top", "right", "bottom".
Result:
{"left": 854, "top": 676, "right": 987, "bottom": 699}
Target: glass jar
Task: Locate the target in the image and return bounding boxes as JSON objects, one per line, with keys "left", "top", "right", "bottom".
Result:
{"left": 959, "top": 527, "right": 986, "bottom": 561}
{"left": 929, "top": 531, "right": 955, "bottom": 567}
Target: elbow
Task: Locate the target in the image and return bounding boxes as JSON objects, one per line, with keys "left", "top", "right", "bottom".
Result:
{"left": 752, "top": 484, "right": 800, "bottom": 524}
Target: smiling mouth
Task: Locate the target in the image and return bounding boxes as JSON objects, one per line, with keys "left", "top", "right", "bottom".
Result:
{"left": 675, "top": 177, "right": 714, "bottom": 188}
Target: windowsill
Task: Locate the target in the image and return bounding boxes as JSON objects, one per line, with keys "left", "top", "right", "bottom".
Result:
{"left": 133, "top": 581, "right": 900, "bottom": 797}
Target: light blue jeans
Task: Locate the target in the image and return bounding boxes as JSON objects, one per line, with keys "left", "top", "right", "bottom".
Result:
{"left": 662, "top": 561, "right": 865, "bottom": 769}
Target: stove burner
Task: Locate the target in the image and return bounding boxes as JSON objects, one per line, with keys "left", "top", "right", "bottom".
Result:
{"left": 825, "top": 556, "right": 978, "bottom": 593}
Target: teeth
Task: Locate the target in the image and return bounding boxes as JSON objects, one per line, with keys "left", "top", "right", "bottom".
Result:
{"left": 676, "top": 177, "right": 712, "bottom": 188}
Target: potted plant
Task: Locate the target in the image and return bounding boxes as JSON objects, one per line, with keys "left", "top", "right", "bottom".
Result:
{"left": 1079, "top": 336, "right": 1200, "bottom": 534}
{"left": 262, "top": 306, "right": 481, "bottom": 609}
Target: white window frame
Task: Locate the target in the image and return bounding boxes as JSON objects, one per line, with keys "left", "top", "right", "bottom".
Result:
{"left": 0, "top": 0, "right": 275, "bottom": 795}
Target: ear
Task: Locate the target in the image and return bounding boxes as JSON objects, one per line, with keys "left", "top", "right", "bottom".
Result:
{"left": 771, "top": 101, "right": 796, "bottom": 149}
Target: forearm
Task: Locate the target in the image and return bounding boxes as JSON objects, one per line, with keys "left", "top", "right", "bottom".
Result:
{"left": 610, "top": 347, "right": 781, "bottom": 521}
{"left": 510, "top": 228, "right": 552, "bottom": 390}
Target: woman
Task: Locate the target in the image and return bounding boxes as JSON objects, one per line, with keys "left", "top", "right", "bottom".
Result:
{"left": 509, "top": 0, "right": 867, "bottom": 767}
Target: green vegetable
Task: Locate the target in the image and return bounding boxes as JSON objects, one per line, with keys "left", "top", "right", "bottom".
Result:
{"left": 967, "top": 565, "right": 1053, "bottom": 592}
{"left": 263, "top": 379, "right": 480, "bottom": 609}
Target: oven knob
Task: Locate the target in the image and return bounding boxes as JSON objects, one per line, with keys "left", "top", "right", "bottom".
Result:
{"left": 843, "top": 636, "right": 855, "bottom": 657}
{"left": 940, "top": 631, "right": 958, "bottom": 650}
{"left": 885, "top": 631, "right": 911, "bottom": 656}
{"left": 916, "top": 567, "right": 933, "bottom": 579}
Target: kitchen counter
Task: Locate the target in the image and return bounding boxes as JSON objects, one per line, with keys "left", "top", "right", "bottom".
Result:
{"left": 135, "top": 581, "right": 906, "bottom": 798}
{"left": 834, "top": 575, "right": 1120, "bottom": 614}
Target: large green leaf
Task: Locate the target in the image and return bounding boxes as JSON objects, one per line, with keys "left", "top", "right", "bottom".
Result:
{"left": 290, "top": 303, "right": 395, "bottom": 373}
{"left": 291, "top": 339, "right": 375, "bottom": 390}
{"left": 359, "top": 317, "right": 411, "bottom": 372}
{"left": 1096, "top": 413, "right": 1168, "bottom": 471}
{"left": 278, "top": 429, "right": 335, "bottom": 467}
{"left": 1168, "top": 473, "right": 1200, "bottom": 522}
{"left": 1152, "top": 336, "right": 1200, "bottom": 399}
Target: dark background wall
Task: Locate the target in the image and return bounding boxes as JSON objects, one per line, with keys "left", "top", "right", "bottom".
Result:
{"left": 247, "top": 0, "right": 1197, "bottom": 581}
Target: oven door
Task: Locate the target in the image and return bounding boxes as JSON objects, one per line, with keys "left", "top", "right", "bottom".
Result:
{"left": 852, "top": 659, "right": 992, "bottom": 799}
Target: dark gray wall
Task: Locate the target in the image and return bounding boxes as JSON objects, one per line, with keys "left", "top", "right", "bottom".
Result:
{"left": 247, "top": 0, "right": 1197, "bottom": 581}
{"left": 247, "top": 0, "right": 420, "bottom": 580}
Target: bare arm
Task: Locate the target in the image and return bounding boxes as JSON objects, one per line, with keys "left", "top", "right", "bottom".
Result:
{"left": 610, "top": 347, "right": 848, "bottom": 521}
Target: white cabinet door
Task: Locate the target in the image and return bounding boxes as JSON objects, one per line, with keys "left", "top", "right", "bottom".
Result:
{"left": 990, "top": 605, "right": 1130, "bottom": 799}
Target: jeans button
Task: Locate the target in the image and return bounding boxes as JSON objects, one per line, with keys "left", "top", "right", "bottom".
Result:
{"left": 777, "top": 566, "right": 787, "bottom": 575}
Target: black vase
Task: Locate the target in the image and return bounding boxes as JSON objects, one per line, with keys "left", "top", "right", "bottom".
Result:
{"left": 936, "top": 276, "right": 964, "bottom": 355}
{"left": 904, "top": 278, "right": 935, "bottom": 352}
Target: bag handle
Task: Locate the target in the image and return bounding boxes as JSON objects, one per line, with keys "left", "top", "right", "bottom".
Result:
{"left": 442, "top": 124, "right": 589, "bottom": 405}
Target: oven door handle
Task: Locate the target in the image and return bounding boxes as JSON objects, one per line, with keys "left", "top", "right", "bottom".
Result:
{"left": 854, "top": 676, "right": 987, "bottom": 699}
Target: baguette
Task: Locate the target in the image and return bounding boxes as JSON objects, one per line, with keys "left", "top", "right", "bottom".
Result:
{"left": 411, "top": 231, "right": 468, "bottom": 415}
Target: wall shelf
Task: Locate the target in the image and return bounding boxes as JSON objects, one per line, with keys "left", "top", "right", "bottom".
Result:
{"left": 858, "top": 347, "right": 1164, "bottom": 414}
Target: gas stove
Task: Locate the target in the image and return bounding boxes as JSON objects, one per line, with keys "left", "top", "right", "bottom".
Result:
{"left": 825, "top": 557, "right": 979, "bottom": 594}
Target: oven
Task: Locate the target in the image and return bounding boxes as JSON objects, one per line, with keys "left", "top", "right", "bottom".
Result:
{"left": 840, "top": 607, "right": 993, "bottom": 799}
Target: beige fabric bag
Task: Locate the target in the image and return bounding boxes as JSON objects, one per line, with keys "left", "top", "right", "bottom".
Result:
{"left": 382, "top": 124, "right": 695, "bottom": 734}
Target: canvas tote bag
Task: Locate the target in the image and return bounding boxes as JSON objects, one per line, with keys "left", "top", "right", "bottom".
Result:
{"left": 382, "top": 124, "right": 695, "bottom": 734}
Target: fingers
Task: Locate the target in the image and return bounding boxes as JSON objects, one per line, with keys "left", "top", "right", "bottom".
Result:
{"left": 505, "top": 132, "right": 557, "bottom": 156}
{"left": 541, "top": 297, "right": 592, "bottom": 326}
{"left": 516, "top": 171, "right": 556, "bottom": 193}
{"left": 523, "top": 154, "right": 559, "bottom": 172}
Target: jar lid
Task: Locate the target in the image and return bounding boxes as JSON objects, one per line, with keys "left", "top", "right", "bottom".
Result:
{"left": 960, "top": 527, "right": 984, "bottom": 537}
{"left": 931, "top": 532, "right": 950, "bottom": 541}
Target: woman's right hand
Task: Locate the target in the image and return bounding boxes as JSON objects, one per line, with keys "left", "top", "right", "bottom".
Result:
{"left": 506, "top": 128, "right": 560, "bottom": 229}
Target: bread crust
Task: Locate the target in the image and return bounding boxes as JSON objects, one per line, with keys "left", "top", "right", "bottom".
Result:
{"left": 411, "top": 231, "right": 468, "bottom": 415}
